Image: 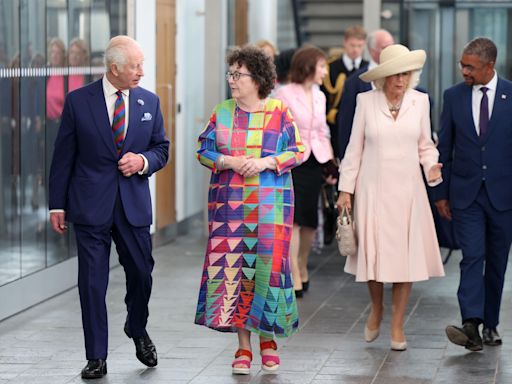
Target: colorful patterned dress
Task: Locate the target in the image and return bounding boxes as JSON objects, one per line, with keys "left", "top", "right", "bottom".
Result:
{"left": 195, "top": 98, "right": 305, "bottom": 339}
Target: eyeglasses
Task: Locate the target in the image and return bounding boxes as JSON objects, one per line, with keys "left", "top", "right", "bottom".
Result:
{"left": 225, "top": 71, "right": 253, "bottom": 81}
{"left": 458, "top": 62, "right": 489, "bottom": 73}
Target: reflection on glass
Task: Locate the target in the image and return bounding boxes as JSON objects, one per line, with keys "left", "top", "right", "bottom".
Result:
{"left": 0, "top": 0, "right": 21, "bottom": 287}
{"left": 46, "top": 9, "right": 70, "bottom": 266}
{"left": 0, "top": 0, "right": 128, "bottom": 287}
{"left": 20, "top": 0, "right": 47, "bottom": 277}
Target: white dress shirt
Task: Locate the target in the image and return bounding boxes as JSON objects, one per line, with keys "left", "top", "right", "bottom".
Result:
{"left": 342, "top": 54, "right": 363, "bottom": 72}
{"left": 103, "top": 75, "right": 148, "bottom": 174}
{"left": 472, "top": 71, "right": 497, "bottom": 135}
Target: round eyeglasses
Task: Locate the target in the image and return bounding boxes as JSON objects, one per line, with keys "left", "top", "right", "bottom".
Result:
{"left": 225, "top": 71, "right": 254, "bottom": 81}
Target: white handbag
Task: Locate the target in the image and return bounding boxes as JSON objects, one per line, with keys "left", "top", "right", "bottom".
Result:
{"left": 336, "top": 206, "right": 357, "bottom": 257}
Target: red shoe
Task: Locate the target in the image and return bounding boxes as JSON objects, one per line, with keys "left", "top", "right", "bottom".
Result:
{"left": 231, "top": 349, "right": 252, "bottom": 375}
{"left": 260, "top": 340, "right": 280, "bottom": 373}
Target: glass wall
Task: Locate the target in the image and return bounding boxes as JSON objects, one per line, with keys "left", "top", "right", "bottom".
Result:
{"left": 381, "top": 0, "right": 512, "bottom": 132}
{"left": 0, "top": 0, "right": 127, "bottom": 287}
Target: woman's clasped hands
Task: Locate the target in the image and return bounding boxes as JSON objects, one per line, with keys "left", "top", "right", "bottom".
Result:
{"left": 227, "top": 155, "right": 275, "bottom": 177}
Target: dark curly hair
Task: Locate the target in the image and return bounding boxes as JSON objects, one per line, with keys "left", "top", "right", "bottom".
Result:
{"left": 227, "top": 45, "right": 276, "bottom": 99}
{"left": 289, "top": 45, "right": 327, "bottom": 84}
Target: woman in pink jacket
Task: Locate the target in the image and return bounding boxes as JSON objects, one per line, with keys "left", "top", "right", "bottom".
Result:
{"left": 275, "top": 45, "right": 337, "bottom": 297}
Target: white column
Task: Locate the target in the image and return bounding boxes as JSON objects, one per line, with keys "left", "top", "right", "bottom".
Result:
{"left": 248, "top": 0, "right": 277, "bottom": 45}
{"left": 363, "top": 0, "right": 381, "bottom": 34}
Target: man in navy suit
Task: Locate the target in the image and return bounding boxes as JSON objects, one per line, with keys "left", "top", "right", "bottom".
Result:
{"left": 49, "top": 35, "right": 169, "bottom": 378}
{"left": 336, "top": 29, "right": 394, "bottom": 159}
{"left": 321, "top": 25, "right": 368, "bottom": 157}
{"left": 435, "top": 37, "right": 512, "bottom": 351}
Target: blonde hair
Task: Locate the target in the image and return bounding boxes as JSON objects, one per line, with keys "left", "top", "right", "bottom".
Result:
{"left": 255, "top": 39, "right": 277, "bottom": 57}
{"left": 48, "top": 37, "right": 66, "bottom": 66}
{"left": 69, "top": 37, "right": 89, "bottom": 65}
{"left": 373, "top": 70, "right": 421, "bottom": 90}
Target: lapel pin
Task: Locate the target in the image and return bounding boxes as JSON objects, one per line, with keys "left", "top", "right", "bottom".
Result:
{"left": 501, "top": 94, "right": 507, "bottom": 99}
{"left": 137, "top": 99, "right": 145, "bottom": 105}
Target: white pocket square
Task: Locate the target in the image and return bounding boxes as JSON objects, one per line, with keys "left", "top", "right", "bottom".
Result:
{"left": 141, "top": 112, "right": 152, "bottom": 121}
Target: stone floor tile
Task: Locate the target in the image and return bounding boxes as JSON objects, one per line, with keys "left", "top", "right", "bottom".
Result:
{"left": 2, "top": 233, "right": 512, "bottom": 383}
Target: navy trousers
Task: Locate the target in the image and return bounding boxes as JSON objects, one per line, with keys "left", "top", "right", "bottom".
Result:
{"left": 74, "top": 193, "right": 154, "bottom": 360}
{"left": 452, "top": 184, "right": 512, "bottom": 328}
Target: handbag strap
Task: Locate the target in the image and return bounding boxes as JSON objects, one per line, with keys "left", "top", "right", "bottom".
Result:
{"left": 340, "top": 206, "right": 352, "bottom": 224}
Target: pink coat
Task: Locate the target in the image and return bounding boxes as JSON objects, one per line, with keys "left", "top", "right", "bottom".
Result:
{"left": 339, "top": 89, "right": 445, "bottom": 282}
{"left": 275, "top": 83, "right": 334, "bottom": 163}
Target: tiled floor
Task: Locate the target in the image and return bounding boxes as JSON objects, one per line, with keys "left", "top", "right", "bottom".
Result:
{"left": 1, "top": 230, "right": 512, "bottom": 383}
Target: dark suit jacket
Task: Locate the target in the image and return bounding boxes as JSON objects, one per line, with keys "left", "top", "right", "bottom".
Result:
{"left": 49, "top": 79, "right": 169, "bottom": 227}
{"left": 326, "top": 57, "right": 369, "bottom": 88}
{"left": 435, "top": 76, "right": 512, "bottom": 211}
{"left": 335, "top": 67, "right": 372, "bottom": 159}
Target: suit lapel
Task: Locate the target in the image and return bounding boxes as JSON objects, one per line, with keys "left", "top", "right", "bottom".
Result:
{"left": 291, "top": 84, "right": 310, "bottom": 111}
{"left": 122, "top": 87, "right": 141, "bottom": 152}
{"left": 461, "top": 85, "right": 480, "bottom": 143}
{"left": 88, "top": 80, "right": 117, "bottom": 157}
{"left": 484, "top": 78, "right": 509, "bottom": 143}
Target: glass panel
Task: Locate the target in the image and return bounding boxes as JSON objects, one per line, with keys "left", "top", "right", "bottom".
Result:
{"left": 381, "top": 2, "right": 401, "bottom": 43}
{"left": 469, "top": 8, "right": 508, "bottom": 76}
{"left": 0, "top": 0, "right": 21, "bottom": 286}
{"left": 0, "top": 0, "right": 128, "bottom": 288}
{"left": 20, "top": 0, "right": 47, "bottom": 276}
{"left": 46, "top": 0, "right": 70, "bottom": 267}
{"left": 90, "top": 0, "right": 110, "bottom": 81}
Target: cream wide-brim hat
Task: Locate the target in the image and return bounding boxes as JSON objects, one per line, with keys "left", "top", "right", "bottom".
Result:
{"left": 359, "top": 44, "right": 426, "bottom": 83}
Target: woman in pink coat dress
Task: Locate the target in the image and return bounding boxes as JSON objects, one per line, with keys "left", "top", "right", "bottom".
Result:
{"left": 275, "top": 46, "right": 338, "bottom": 297}
{"left": 336, "top": 44, "right": 445, "bottom": 351}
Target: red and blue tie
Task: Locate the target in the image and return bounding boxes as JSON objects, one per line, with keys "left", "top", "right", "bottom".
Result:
{"left": 112, "top": 90, "right": 126, "bottom": 154}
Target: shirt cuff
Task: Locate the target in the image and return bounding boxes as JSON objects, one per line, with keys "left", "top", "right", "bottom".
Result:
{"left": 138, "top": 154, "right": 149, "bottom": 175}
{"left": 49, "top": 209, "right": 65, "bottom": 213}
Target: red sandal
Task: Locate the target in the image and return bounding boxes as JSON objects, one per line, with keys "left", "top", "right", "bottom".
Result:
{"left": 260, "top": 340, "right": 280, "bottom": 373}
{"left": 231, "top": 349, "right": 252, "bottom": 375}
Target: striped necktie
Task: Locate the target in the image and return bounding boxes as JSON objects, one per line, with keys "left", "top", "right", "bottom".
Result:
{"left": 112, "top": 90, "right": 126, "bottom": 154}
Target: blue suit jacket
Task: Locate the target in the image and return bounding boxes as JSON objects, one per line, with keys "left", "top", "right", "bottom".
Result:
{"left": 435, "top": 77, "right": 512, "bottom": 211}
{"left": 49, "top": 79, "right": 169, "bottom": 226}
{"left": 336, "top": 67, "right": 371, "bottom": 159}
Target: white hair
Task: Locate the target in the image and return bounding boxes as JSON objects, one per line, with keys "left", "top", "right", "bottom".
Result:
{"left": 103, "top": 35, "right": 141, "bottom": 71}
{"left": 373, "top": 69, "right": 422, "bottom": 90}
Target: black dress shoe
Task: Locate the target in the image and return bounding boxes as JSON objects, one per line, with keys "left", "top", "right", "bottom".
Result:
{"left": 302, "top": 281, "right": 309, "bottom": 292}
{"left": 124, "top": 323, "right": 158, "bottom": 367}
{"left": 483, "top": 327, "right": 502, "bottom": 346}
{"left": 81, "top": 359, "right": 107, "bottom": 379}
{"left": 445, "top": 320, "right": 483, "bottom": 351}
{"left": 294, "top": 289, "right": 303, "bottom": 298}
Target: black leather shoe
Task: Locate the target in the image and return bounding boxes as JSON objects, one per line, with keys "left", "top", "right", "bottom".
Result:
{"left": 81, "top": 359, "right": 107, "bottom": 379}
{"left": 124, "top": 323, "right": 158, "bottom": 367}
{"left": 483, "top": 327, "right": 502, "bottom": 346}
{"left": 445, "top": 320, "right": 483, "bottom": 351}
{"left": 294, "top": 289, "right": 303, "bottom": 298}
{"left": 302, "top": 281, "right": 309, "bottom": 292}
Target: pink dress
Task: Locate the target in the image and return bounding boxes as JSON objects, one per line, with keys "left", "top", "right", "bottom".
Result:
{"left": 339, "top": 89, "right": 445, "bottom": 282}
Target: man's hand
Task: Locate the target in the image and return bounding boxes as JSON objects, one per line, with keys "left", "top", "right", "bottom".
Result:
{"left": 435, "top": 199, "right": 452, "bottom": 221}
{"left": 118, "top": 152, "right": 144, "bottom": 177}
{"left": 50, "top": 211, "right": 67, "bottom": 235}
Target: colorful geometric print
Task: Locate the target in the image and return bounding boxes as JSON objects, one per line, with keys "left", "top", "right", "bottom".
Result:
{"left": 195, "top": 98, "right": 305, "bottom": 339}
